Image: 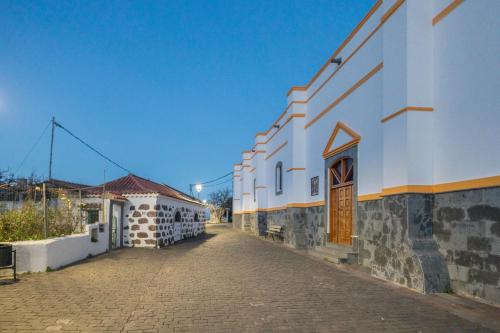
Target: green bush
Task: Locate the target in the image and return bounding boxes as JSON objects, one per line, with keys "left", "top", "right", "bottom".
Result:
{"left": 0, "top": 200, "right": 80, "bottom": 242}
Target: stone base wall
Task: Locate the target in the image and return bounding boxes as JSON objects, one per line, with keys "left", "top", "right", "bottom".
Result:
{"left": 433, "top": 187, "right": 500, "bottom": 304}
{"left": 233, "top": 214, "right": 242, "bottom": 230}
{"left": 234, "top": 206, "right": 324, "bottom": 249}
{"left": 357, "top": 194, "right": 449, "bottom": 293}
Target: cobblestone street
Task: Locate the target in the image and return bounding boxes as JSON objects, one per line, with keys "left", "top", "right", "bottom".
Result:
{"left": 1, "top": 224, "right": 499, "bottom": 332}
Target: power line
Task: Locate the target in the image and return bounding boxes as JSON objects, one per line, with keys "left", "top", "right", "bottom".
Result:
{"left": 54, "top": 120, "right": 133, "bottom": 174}
{"left": 197, "top": 171, "right": 233, "bottom": 185}
{"left": 203, "top": 178, "right": 233, "bottom": 188}
{"left": 14, "top": 120, "right": 52, "bottom": 176}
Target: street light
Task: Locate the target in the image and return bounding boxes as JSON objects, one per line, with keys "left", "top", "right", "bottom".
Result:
{"left": 195, "top": 184, "right": 202, "bottom": 193}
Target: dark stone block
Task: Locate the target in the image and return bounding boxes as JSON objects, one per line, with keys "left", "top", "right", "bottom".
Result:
{"left": 131, "top": 224, "right": 140, "bottom": 230}
{"left": 468, "top": 205, "right": 500, "bottom": 222}
{"left": 436, "top": 207, "right": 465, "bottom": 222}
{"left": 132, "top": 211, "right": 141, "bottom": 217}
{"left": 467, "top": 237, "right": 492, "bottom": 252}
{"left": 154, "top": 204, "right": 161, "bottom": 210}
{"left": 491, "top": 222, "right": 500, "bottom": 237}
{"left": 433, "top": 221, "right": 452, "bottom": 242}
{"left": 129, "top": 206, "right": 135, "bottom": 211}
{"left": 148, "top": 225, "right": 157, "bottom": 231}
{"left": 138, "top": 218, "right": 148, "bottom": 224}
{"left": 138, "top": 204, "right": 150, "bottom": 210}
{"left": 145, "top": 239, "right": 156, "bottom": 245}
{"left": 132, "top": 239, "right": 141, "bottom": 245}
{"left": 137, "top": 232, "right": 148, "bottom": 238}
{"left": 147, "top": 211, "right": 157, "bottom": 217}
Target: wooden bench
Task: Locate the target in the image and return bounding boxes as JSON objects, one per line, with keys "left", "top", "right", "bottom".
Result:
{"left": 267, "top": 224, "right": 284, "bottom": 240}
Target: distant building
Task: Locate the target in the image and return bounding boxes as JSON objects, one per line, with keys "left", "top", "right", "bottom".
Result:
{"left": 83, "top": 174, "right": 206, "bottom": 249}
{"left": 232, "top": 1, "right": 500, "bottom": 305}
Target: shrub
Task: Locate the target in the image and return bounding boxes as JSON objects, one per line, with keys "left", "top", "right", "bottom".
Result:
{"left": 0, "top": 200, "right": 81, "bottom": 242}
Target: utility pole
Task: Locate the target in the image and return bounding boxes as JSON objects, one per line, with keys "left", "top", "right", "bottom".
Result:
{"left": 43, "top": 182, "right": 48, "bottom": 238}
{"left": 48, "top": 116, "right": 56, "bottom": 180}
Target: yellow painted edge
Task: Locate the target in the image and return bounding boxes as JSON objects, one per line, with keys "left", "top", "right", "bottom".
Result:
{"left": 287, "top": 168, "right": 306, "bottom": 172}
{"left": 357, "top": 175, "right": 500, "bottom": 200}
{"left": 433, "top": 0, "right": 464, "bottom": 26}
{"left": 286, "top": 0, "right": 383, "bottom": 96}
{"left": 358, "top": 193, "right": 383, "bottom": 202}
{"left": 234, "top": 201, "right": 326, "bottom": 214}
{"left": 265, "top": 141, "right": 288, "bottom": 161}
{"left": 305, "top": 63, "right": 383, "bottom": 129}
{"left": 323, "top": 139, "right": 360, "bottom": 160}
{"left": 381, "top": 106, "right": 434, "bottom": 123}
{"left": 381, "top": 0, "right": 405, "bottom": 24}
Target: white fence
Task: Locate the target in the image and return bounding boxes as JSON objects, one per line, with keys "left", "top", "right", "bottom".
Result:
{"left": 13, "top": 223, "right": 109, "bottom": 273}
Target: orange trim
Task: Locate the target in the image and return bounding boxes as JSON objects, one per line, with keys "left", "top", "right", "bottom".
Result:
{"left": 287, "top": 86, "right": 307, "bottom": 96}
{"left": 255, "top": 132, "right": 267, "bottom": 138}
{"left": 433, "top": 175, "right": 500, "bottom": 193}
{"left": 381, "top": 0, "right": 405, "bottom": 24}
{"left": 357, "top": 175, "right": 500, "bottom": 200}
{"left": 242, "top": 150, "right": 252, "bottom": 154}
{"left": 382, "top": 185, "right": 434, "bottom": 196}
{"left": 287, "top": 0, "right": 383, "bottom": 97}
{"left": 250, "top": 167, "right": 256, "bottom": 173}
{"left": 433, "top": 0, "right": 464, "bottom": 26}
{"left": 305, "top": 63, "right": 383, "bottom": 129}
{"left": 233, "top": 175, "right": 241, "bottom": 178}
{"left": 242, "top": 165, "right": 251, "bottom": 168}
{"left": 287, "top": 168, "right": 306, "bottom": 172}
{"left": 234, "top": 201, "right": 326, "bottom": 214}
{"left": 322, "top": 121, "right": 361, "bottom": 159}
{"left": 381, "top": 106, "right": 434, "bottom": 123}
{"left": 288, "top": 201, "right": 325, "bottom": 208}
{"left": 265, "top": 141, "right": 288, "bottom": 160}
{"left": 358, "top": 193, "right": 383, "bottom": 202}
{"left": 233, "top": 164, "right": 241, "bottom": 166}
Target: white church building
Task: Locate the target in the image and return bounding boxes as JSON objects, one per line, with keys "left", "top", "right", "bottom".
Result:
{"left": 232, "top": 0, "right": 500, "bottom": 304}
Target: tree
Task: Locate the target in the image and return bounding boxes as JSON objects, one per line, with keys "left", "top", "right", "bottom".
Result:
{"left": 207, "top": 188, "right": 232, "bottom": 223}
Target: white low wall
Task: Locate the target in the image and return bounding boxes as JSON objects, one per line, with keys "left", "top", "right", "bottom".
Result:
{"left": 13, "top": 223, "right": 109, "bottom": 273}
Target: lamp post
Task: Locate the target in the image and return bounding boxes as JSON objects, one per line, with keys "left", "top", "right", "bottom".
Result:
{"left": 195, "top": 184, "right": 202, "bottom": 199}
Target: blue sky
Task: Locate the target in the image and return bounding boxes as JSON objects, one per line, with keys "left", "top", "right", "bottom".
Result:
{"left": 0, "top": 0, "right": 374, "bottom": 198}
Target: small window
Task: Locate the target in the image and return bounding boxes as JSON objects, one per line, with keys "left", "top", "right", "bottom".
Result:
{"left": 194, "top": 213, "right": 199, "bottom": 222}
{"left": 253, "top": 178, "right": 257, "bottom": 202}
{"left": 87, "top": 210, "right": 99, "bottom": 224}
{"left": 275, "top": 161, "right": 283, "bottom": 195}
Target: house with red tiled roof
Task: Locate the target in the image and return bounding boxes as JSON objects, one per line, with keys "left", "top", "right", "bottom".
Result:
{"left": 82, "top": 174, "right": 206, "bottom": 248}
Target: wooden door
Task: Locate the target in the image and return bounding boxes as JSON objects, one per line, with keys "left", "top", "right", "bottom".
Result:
{"left": 329, "top": 158, "right": 353, "bottom": 245}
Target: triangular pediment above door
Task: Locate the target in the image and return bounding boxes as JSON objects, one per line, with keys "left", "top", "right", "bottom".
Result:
{"left": 322, "top": 122, "right": 361, "bottom": 159}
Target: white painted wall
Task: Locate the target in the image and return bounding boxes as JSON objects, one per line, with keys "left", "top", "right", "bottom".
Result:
{"left": 233, "top": 0, "right": 500, "bottom": 213}
{"left": 13, "top": 223, "right": 109, "bottom": 273}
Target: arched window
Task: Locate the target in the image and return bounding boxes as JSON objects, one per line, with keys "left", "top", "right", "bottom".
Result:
{"left": 275, "top": 161, "right": 283, "bottom": 195}
{"left": 253, "top": 178, "right": 257, "bottom": 202}
{"left": 330, "top": 157, "right": 353, "bottom": 188}
{"left": 174, "top": 211, "right": 181, "bottom": 222}
{"left": 194, "top": 213, "right": 199, "bottom": 222}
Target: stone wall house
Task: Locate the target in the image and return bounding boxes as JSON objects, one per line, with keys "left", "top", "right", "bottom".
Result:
{"left": 232, "top": 1, "right": 500, "bottom": 305}
{"left": 84, "top": 174, "right": 206, "bottom": 249}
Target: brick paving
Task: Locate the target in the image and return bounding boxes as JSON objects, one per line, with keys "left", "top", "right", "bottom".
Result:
{"left": 0, "top": 224, "right": 498, "bottom": 332}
